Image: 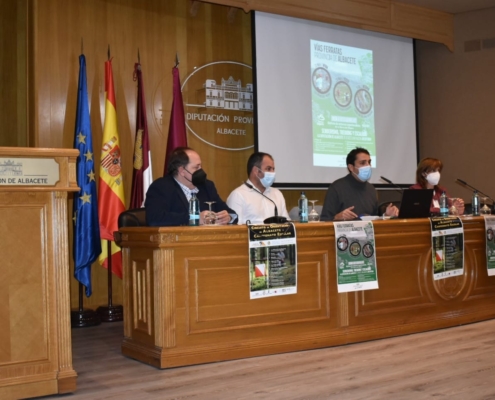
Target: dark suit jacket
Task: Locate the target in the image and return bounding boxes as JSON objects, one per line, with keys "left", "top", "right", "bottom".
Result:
{"left": 145, "top": 174, "right": 238, "bottom": 226}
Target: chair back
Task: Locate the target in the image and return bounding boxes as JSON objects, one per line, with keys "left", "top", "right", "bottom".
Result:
{"left": 118, "top": 208, "right": 147, "bottom": 228}
{"left": 463, "top": 203, "right": 472, "bottom": 215}
{"left": 288, "top": 206, "right": 299, "bottom": 221}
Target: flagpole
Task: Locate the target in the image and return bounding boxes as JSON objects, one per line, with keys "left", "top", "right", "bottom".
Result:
{"left": 71, "top": 283, "right": 101, "bottom": 327}
{"left": 97, "top": 240, "right": 123, "bottom": 322}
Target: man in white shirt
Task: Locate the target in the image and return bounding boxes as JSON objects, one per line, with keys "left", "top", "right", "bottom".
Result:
{"left": 227, "top": 152, "right": 289, "bottom": 224}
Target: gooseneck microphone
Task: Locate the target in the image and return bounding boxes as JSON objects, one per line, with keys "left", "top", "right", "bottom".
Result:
{"left": 380, "top": 176, "right": 404, "bottom": 194}
{"left": 456, "top": 179, "right": 495, "bottom": 204}
{"left": 244, "top": 182, "right": 287, "bottom": 224}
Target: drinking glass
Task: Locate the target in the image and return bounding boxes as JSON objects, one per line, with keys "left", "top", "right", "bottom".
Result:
{"left": 481, "top": 197, "right": 491, "bottom": 215}
{"left": 308, "top": 200, "right": 320, "bottom": 222}
{"left": 204, "top": 201, "right": 217, "bottom": 225}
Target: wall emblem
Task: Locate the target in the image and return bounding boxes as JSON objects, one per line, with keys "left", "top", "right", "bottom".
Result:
{"left": 153, "top": 61, "right": 254, "bottom": 151}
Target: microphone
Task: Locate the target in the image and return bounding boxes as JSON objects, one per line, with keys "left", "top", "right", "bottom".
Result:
{"left": 456, "top": 179, "right": 495, "bottom": 204}
{"left": 380, "top": 176, "right": 404, "bottom": 194}
{"left": 244, "top": 182, "right": 287, "bottom": 224}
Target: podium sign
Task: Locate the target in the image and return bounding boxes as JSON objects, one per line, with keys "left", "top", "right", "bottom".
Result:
{"left": 0, "top": 157, "right": 60, "bottom": 185}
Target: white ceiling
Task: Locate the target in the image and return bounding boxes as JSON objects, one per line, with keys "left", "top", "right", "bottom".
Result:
{"left": 394, "top": 0, "right": 495, "bottom": 14}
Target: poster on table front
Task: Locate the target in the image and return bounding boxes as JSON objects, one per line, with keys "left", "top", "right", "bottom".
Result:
{"left": 248, "top": 223, "right": 297, "bottom": 299}
{"left": 430, "top": 217, "right": 464, "bottom": 280}
{"left": 334, "top": 221, "right": 378, "bottom": 293}
{"left": 484, "top": 216, "right": 495, "bottom": 275}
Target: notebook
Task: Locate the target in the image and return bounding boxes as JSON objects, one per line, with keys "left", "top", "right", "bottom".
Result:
{"left": 398, "top": 189, "right": 434, "bottom": 218}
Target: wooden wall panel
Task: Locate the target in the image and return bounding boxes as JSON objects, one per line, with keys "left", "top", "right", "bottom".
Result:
{"left": 391, "top": 2, "right": 452, "bottom": 46}
{"left": 31, "top": 0, "right": 252, "bottom": 308}
{"left": 282, "top": 189, "right": 328, "bottom": 214}
{"left": 34, "top": 0, "right": 252, "bottom": 197}
{"left": 0, "top": 0, "right": 29, "bottom": 147}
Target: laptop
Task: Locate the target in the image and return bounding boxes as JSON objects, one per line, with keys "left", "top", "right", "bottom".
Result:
{"left": 397, "top": 189, "right": 434, "bottom": 218}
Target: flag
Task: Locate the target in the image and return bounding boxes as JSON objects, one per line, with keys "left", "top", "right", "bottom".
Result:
{"left": 255, "top": 263, "right": 266, "bottom": 277}
{"left": 73, "top": 54, "right": 101, "bottom": 297}
{"left": 163, "top": 66, "right": 187, "bottom": 175}
{"left": 98, "top": 58, "right": 126, "bottom": 278}
{"left": 130, "top": 62, "right": 153, "bottom": 208}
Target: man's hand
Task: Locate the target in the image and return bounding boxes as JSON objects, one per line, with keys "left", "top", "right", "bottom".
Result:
{"left": 215, "top": 210, "right": 231, "bottom": 225}
{"left": 335, "top": 206, "right": 357, "bottom": 221}
{"left": 199, "top": 210, "right": 231, "bottom": 225}
{"left": 385, "top": 203, "right": 399, "bottom": 217}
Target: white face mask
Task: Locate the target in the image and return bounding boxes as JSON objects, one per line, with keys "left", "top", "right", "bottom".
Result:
{"left": 259, "top": 169, "right": 276, "bottom": 188}
{"left": 426, "top": 171, "right": 441, "bottom": 186}
{"left": 355, "top": 165, "right": 372, "bottom": 182}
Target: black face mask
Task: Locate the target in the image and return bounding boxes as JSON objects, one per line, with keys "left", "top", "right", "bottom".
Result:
{"left": 186, "top": 168, "right": 207, "bottom": 186}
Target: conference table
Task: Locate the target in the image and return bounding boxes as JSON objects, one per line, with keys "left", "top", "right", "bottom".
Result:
{"left": 116, "top": 217, "right": 495, "bottom": 369}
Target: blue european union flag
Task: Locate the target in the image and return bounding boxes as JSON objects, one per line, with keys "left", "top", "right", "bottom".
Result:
{"left": 73, "top": 54, "right": 101, "bottom": 297}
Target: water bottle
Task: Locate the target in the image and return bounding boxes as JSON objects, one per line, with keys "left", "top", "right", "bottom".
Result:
{"left": 472, "top": 190, "right": 480, "bottom": 216}
{"left": 189, "top": 193, "right": 200, "bottom": 226}
{"left": 439, "top": 191, "right": 448, "bottom": 216}
{"left": 298, "top": 191, "right": 308, "bottom": 223}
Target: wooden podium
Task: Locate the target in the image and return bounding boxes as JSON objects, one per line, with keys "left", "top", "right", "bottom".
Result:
{"left": 0, "top": 147, "right": 78, "bottom": 399}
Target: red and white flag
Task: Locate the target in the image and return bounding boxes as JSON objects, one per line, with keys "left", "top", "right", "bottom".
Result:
{"left": 130, "top": 62, "right": 152, "bottom": 208}
{"left": 163, "top": 66, "right": 187, "bottom": 174}
{"left": 255, "top": 263, "right": 266, "bottom": 278}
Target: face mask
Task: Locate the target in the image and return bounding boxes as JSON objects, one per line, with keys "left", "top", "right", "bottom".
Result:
{"left": 426, "top": 171, "right": 440, "bottom": 186}
{"left": 186, "top": 168, "right": 207, "bottom": 186}
{"left": 356, "top": 165, "right": 372, "bottom": 182}
{"left": 259, "top": 169, "right": 276, "bottom": 188}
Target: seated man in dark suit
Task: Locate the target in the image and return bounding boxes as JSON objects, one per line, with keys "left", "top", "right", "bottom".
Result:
{"left": 145, "top": 147, "right": 237, "bottom": 226}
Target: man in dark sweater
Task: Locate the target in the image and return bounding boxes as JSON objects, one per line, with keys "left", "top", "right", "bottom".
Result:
{"left": 145, "top": 147, "right": 237, "bottom": 226}
{"left": 321, "top": 147, "right": 398, "bottom": 221}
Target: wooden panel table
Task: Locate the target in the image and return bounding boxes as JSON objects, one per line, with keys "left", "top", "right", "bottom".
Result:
{"left": 116, "top": 217, "right": 495, "bottom": 369}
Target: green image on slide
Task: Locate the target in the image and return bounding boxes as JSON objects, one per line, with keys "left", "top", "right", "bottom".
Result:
{"left": 334, "top": 81, "right": 352, "bottom": 107}
{"left": 355, "top": 88, "right": 373, "bottom": 115}
{"left": 312, "top": 67, "right": 331, "bottom": 94}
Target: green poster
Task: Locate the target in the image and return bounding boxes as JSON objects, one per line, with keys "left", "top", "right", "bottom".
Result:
{"left": 430, "top": 217, "right": 464, "bottom": 280}
{"left": 311, "top": 40, "right": 375, "bottom": 168}
{"left": 484, "top": 216, "right": 495, "bottom": 275}
{"left": 248, "top": 223, "right": 297, "bottom": 299}
{"left": 334, "top": 221, "right": 378, "bottom": 293}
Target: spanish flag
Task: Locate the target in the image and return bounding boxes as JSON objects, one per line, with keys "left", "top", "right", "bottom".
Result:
{"left": 98, "top": 58, "right": 125, "bottom": 278}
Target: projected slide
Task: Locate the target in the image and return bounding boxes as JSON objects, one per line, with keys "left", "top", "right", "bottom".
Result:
{"left": 311, "top": 40, "right": 375, "bottom": 168}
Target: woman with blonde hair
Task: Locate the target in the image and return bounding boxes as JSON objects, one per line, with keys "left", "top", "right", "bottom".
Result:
{"left": 410, "top": 158, "right": 465, "bottom": 215}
